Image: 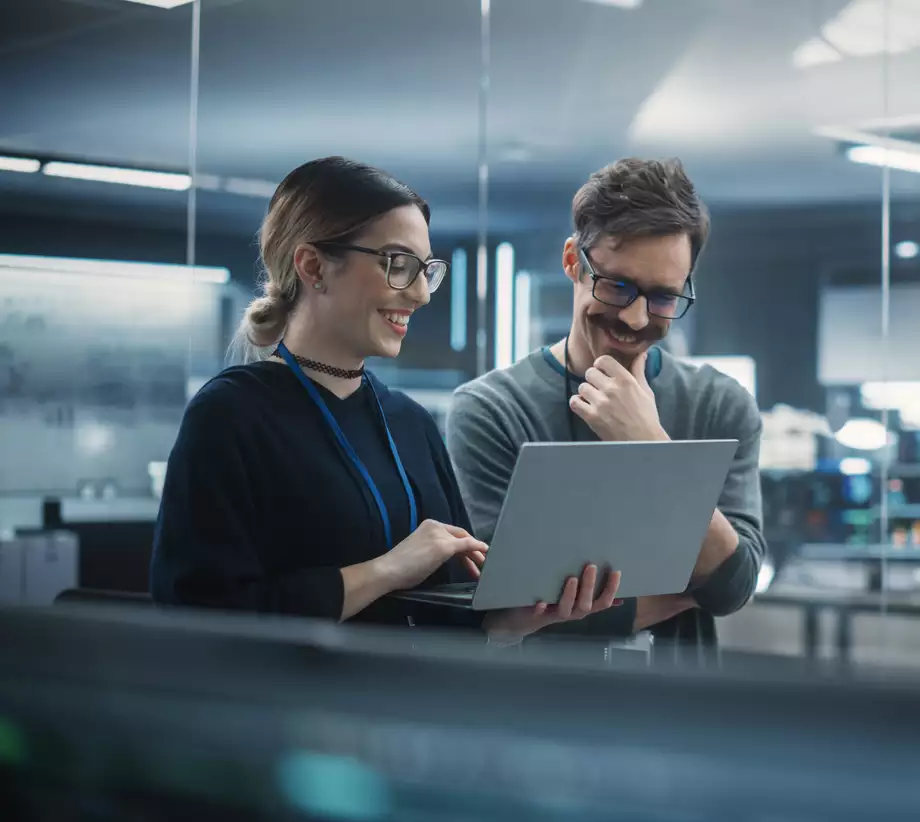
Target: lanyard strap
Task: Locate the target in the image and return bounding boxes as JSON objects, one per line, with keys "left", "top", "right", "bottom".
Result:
{"left": 277, "top": 342, "right": 418, "bottom": 549}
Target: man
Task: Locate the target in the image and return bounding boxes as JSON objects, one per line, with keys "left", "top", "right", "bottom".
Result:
{"left": 445, "top": 158, "right": 765, "bottom": 640}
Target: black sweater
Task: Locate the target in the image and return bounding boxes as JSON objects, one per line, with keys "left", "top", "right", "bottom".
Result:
{"left": 150, "top": 361, "right": 476, "bottom": 628}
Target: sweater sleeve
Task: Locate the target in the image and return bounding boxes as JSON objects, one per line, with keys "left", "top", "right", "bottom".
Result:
{"left": 445, "top": 387, "right": 638, "bottom": 637}
{"left": 444, "top": 388, "right": 519, "bottom": 545}
{"left": 150, "top": 389, "right": 345, "bottom": 619}
{"left": 690, "top": 381, "right": 766, "bottom": 616}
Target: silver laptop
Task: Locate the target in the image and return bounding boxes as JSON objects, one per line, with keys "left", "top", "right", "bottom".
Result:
{"left": 394, "top": 439, "right": 739, "bottom": 611}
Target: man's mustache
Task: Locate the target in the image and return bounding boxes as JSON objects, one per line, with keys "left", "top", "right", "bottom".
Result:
{"left": 588, "top": 313, "right": 665, "bottom": 343}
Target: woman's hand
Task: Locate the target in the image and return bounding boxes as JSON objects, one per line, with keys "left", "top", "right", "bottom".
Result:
{"left": 377, "top": 519, "right": 488, "bottom": 592}
{"left": 482, "top": 565, "right": 622, "bottom": 643}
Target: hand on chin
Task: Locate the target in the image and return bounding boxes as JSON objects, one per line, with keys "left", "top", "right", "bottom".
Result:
{"left": 569, "top": 345, "right": 667, "bottom": 442}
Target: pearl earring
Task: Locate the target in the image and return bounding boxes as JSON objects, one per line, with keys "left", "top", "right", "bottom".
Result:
{"left": 313, "top": 282, "right": 324, "bottom": 290}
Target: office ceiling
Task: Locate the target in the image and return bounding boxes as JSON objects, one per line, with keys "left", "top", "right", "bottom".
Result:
{"left": 1, "top": 0, "right": 920, "bottom": 237}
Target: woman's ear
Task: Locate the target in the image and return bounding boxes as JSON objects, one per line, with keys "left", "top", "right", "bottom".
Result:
{"left": 562, "top": 237, "right": 580, "bottom": 284}
{"left": 293, "top": 244, "right": 323, "bottom": 290}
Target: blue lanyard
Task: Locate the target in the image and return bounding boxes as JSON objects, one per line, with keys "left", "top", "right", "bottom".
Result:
{"left": 277, "top": 341, "right": 418, "bottom": 550}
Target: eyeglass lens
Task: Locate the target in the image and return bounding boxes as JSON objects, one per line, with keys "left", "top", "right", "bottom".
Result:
{"left": 592, "top": 278, "right": 690, "bottom": 318}
{"left": 388, "top": 254, "right": 448, "bottom": 291}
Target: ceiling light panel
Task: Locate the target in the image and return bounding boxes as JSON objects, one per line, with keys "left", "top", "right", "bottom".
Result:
{"left": 116, "top": 1, "right": 196, "bottom": 8}
{"left": 0, "top": 156, "right": 40, "bottom": 173}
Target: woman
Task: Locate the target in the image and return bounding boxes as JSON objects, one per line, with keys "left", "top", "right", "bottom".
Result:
{"left": 151, "top": 156, "right": 620, "bottom": 642}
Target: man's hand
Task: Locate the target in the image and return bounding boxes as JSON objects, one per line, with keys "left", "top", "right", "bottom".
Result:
{"left": 569, "top": 350, "right": 668, "bottom": 442}
{"left": 482, "top": 565, "right": 622, "bottom": 643}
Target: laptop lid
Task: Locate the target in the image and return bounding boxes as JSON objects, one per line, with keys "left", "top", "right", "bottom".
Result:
{"left": 470, "top": 439, "right": 739, "bottom": 611}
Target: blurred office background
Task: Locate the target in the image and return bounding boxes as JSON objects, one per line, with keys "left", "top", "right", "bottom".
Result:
{"left": 2, "top": 0, "right": 920, "bottom": 672}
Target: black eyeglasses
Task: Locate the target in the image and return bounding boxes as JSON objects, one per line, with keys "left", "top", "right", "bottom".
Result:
{"left": 315, "top": 242, "right": 450, "bottom": 293}
{"left": 579, "top": 248, "right": 695, "bottom": 320}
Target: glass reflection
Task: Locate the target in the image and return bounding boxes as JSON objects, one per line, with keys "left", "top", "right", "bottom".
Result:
{"left": 0, "top": 1, "right": 194, "bottom": 600}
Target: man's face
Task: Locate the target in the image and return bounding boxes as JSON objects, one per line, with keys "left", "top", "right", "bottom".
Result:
{"left": 564, "top": 233, "right": 693, "bottom": 369}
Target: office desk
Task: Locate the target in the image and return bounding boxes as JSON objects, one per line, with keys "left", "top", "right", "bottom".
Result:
{"left": 754, "top": 587, "right": 920, "bottom": 665}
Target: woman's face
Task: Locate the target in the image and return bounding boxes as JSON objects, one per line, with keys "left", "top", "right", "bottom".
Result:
{"left": 305, "top": 205, "right": 434, "bottom": 361}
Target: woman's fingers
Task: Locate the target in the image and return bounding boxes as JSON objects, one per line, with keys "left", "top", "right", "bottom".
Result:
{"left": 462, "top": 549, "right": 487, "bottom": 580}
{"left": 446, "top": 535, "right": 489, "bottom": 557}
{"left": 462, "top": 555, "right": 481, "bottom": 579}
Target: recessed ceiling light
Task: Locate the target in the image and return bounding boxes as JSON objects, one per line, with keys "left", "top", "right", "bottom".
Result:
{"left": 839, "top": 457, "right": 872, "bottom": 476}
{"left": 116, "top": 0, "right": 197, "bottom": 8}
{"left": 834, "top": 418, "right": 890, "bottom": 451}
{"left": 895, "top": 240, "right": 920, "bottom": 260}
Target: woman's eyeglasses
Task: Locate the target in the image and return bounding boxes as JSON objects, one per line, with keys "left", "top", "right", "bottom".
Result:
{"left": 315, "top": 242, "right": 450, "bottom": 293}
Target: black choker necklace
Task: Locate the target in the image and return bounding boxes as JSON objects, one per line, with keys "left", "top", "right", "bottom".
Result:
{"left": 272, "top": 347, "right": 365, "bottom": 380}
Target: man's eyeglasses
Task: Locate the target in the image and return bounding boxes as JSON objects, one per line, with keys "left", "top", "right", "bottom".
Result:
{"left": 579, "top": 248, "right": 695, "bottom": 320}
{"left": 315, "top": 242, "right": 449, "bottom": 293}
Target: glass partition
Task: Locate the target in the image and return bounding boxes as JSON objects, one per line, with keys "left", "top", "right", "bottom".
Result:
{"left": 192, "top": 0, "right": 483, "bottom": 430}
{"left": 485, "top": 0, "right": 911, "bottom": 669}
{"left": 865, "top": 0, "right": 920, "bottom": 669}
{"left": 0, "top": 1, "right": 195, "bottom": 597}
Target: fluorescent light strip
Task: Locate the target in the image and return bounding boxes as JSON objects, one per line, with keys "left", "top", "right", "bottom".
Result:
{"left": 0, "top": 254, "right": 228, "bottom": 284}
{"left": 43, "top": 161, "right": 192, "bottom": 191}
{"left": 117, "top": 0, "right": 196, "bottom": 8}
{"left": 450, "top": 249, "right": 468, "bottom": 352}
{"left": 494, "top": 243, "right": 515, "bottom": 369}
{"left": 476, "top": 244, "right": 488, "bottom": 301}
{"left": 582, "top": 0, "right": 643, "bottom": 7}
{"left": 846, "top": 145, "right": 920, "bottom": 174}
{"left": 223, "top": 177, "right": 277, "bottom": 198}
{"left": 513, "top": 271, "right": 532, "bottom": 362}
{"left": 0, "top": 155, "right": 40, "bottom": 173}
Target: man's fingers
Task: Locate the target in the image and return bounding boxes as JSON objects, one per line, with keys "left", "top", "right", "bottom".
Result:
{"left": 584, "top": 366, "right": 614, "bottom": 390}
{"left": 575, "top": 565, "right": 598, "bottom": 613}
{"left": 555, "top": 576, "right": 578, "bottom": 619}
{"left": 594, "top": 569, "right": 622, "bottom": 610}
{"left": 569, "top": 394, "right": 593, "bottom": 419}
{"left": 629, "top": 351, "right": 650, "bottom": 385}
{"left": 593, "top": 355, "right": 629, "bottom": 379}
{"left": 577, "top": 382, "right": 606, "bottom": 405}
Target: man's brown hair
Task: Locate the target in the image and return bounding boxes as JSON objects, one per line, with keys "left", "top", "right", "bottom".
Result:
{"left": 572, "top": 157, "right": 710, "bottom": 270}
